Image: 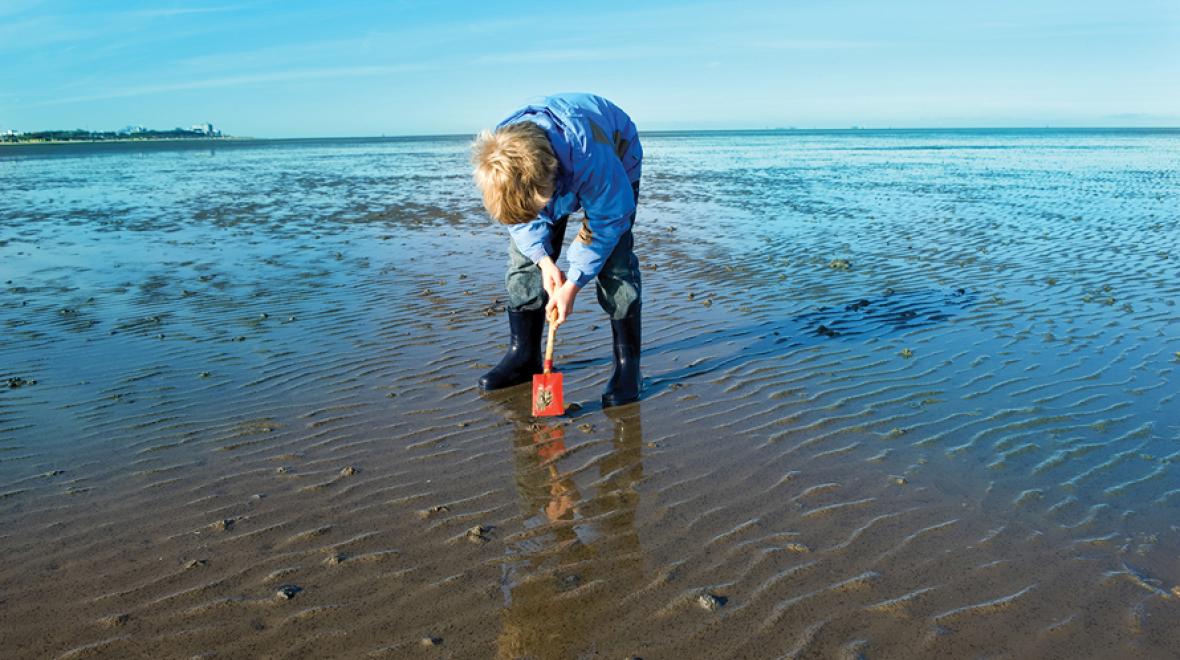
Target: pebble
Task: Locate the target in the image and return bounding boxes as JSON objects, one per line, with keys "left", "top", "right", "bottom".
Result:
{"left": 100, "top": 613, "right": 130, "bottom": 628}
{"left": 697, "top": 592, "right": 725, "bottom": 611}
{"left": 417, "top": 505, "right": 450, "bottom": 520}
{"left": 466, "top": 524, "right": 493, "bottom": 544}
{"left": 275, "top": 584, "right": 302, "bottom": 600}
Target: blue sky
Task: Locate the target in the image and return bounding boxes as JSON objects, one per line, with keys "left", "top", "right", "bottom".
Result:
{"left": 1, "top": 0, "right": 1178, "bottom": 137}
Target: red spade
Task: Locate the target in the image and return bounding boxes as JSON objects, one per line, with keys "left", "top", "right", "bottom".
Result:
{"left": 532, "top": 308, "right": 564, "bottom": 417}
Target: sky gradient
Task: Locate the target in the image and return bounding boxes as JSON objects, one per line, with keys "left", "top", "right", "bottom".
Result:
{"left": 1, "top": 0, "right": 1178, "bottom": 137}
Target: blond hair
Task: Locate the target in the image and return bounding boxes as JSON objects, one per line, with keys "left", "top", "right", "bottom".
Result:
{"left": 471, "top": 122, "right": 557, "bottom": 224}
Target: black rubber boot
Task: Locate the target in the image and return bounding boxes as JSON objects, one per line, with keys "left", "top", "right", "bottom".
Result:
{"left": 602, "top": 307, "right": 641, "bottom": 407}
{"left": 479, "top": 309, "right": 545, "bottom": 391}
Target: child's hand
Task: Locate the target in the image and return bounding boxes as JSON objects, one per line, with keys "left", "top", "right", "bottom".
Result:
{"left": 538, "top": 256, "right": 566, "bottom": 298}
{"left": 547, "top": 280, "right": 580, "bottom": 326}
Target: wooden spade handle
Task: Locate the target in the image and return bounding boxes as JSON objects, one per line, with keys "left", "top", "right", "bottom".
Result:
{"left": 544, "top": 308, "right": 558, "bottom": 373}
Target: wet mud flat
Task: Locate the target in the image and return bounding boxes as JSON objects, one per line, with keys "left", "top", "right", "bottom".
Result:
{"left": 1, "top": 131, "right": 1179, "bottom": 658}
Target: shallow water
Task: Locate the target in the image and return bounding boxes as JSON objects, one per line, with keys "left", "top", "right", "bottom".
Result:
{"left": 2, "top": 130, "right": 1179, "bottom": 658}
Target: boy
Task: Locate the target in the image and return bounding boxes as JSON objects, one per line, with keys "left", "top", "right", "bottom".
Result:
{"left": 471, "top": 93, "right": 643, "bottom": 407}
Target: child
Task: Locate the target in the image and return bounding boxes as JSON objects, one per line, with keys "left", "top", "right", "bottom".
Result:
{"left": 471, "top": 93, "right": 643, "bottom": 407}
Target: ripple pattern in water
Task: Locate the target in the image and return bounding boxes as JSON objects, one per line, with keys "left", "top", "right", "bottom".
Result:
{"left": 1, "top": 130, "right": 1178, "bottom": 659}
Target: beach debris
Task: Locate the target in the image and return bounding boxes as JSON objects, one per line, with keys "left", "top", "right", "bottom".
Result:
{"left": 697, "top": 591, "right": 727, "bottom": 611}
{"left": 185, "top": 559, "right": 208, "bottom": 570}
{"left": 209, "top": 518, "right": 235, "bottom": 532}
{"left": 420, "top": 636, "right": 443, "bottom": 647}
{"left": 100, "top": 613, "right": 130, "bottom": 628}
{"left": 339, "top": 465, "right": 359, "bottom": 477}
{"left": 899, "top": 348, "right": 914, "bottom": 358}
{"left": 275, "top": 584, "right": 303, "bottom": 600}
{"left": 466, "top": 524, "right": 493, "bottom": 544}
{"left": 417, "top": 505, "right": 450, "bottom": 520}
{"left": 784, "top": 543, "right": 811, "bottom": 554}
{"left": 828, "top": 258, "right": 852, "bottom": 270}
{"left": 6, "top": 377, "right": 36, "bottom": 389}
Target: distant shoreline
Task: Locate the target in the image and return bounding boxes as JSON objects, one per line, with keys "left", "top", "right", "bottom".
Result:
{"left": 0, "top": 136, "right": 248, "bottom": 147}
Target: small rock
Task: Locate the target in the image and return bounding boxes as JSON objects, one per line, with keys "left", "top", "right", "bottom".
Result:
{"left": 339, "top": 466, "right": 358, "bottom": 477}
{"left": 466, "top": 524, "right": 493, "bottom": 544}
{"left": 697, "top": 592, "right": 726, "bottom": 611}
{"left": 100, "top": 613, "right": 130, "bottom": 628}
{"left": 275, "top": 584, "right": 302, "bottom": 600}
{"left": 417, "top": 505, "right": 450, "bottom": 520}
{"left": 185, "top": 559, "right": 208, "bottom": 570}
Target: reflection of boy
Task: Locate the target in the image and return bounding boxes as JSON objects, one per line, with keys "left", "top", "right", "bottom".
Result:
{"left": 471, "top": 93, "right": 642, "bottom": 407}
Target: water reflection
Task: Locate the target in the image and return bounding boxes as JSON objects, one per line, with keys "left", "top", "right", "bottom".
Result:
{"left": 489, "top": 398, "right": 645, "bottom": 659}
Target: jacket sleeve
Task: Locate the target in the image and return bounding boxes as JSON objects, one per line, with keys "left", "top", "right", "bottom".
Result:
{"left": 566, "top": 154, "right": 636, "bottom": 288}
{"left": 507, "top": 218, "right": 553, "bottom": 264}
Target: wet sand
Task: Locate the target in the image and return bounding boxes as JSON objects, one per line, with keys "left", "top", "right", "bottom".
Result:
{"left": 2, "top": 130, "right": 1179, "bottom": 658}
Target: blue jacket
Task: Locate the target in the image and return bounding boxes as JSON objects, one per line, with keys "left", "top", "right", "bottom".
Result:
{"left": 497, "top": 93, "right": 642, "bottom": 288}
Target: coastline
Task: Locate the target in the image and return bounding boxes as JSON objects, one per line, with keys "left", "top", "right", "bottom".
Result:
{"left": 0, "top": 136, "right": 249, "bottom": 146}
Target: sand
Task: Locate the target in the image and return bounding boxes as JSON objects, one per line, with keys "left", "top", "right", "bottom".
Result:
{"left": 1, "top": 130, "right": 1179, "bottom": 658}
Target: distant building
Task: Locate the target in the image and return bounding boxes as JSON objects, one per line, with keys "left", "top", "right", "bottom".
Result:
{"left": 190, "top": 123, "right": 216, "bottom": 135}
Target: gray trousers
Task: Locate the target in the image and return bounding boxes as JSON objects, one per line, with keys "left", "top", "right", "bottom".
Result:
{"left": 505, "top": 182, "right": 641, "bottom": 320}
